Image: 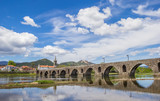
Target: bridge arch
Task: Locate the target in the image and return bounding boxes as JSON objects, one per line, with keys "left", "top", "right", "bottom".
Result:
{"left": 71, "top": 69, "right": 78, "bottom": 76}
{"left": 98, "top": 67, "right": 101, "bottom": 72}
{"left": 104, "top": 77, "right": 119, "bottom": 86}
{"left": 81, "top": 69, "right": 83, "bottom": 73}
{"left": 85, "top": 68, "right": 95, "bottom": 76}
{"left": 52, "top": 71, "right": 56, "bottom": 77}
{"left": 122, "top": 65, "right": 126, "bottom": 72}
{"left": 158, "top": 62, "right": 160, "bottom": 72}
{"left": 129, "top": 63, "right": 153, "bottom": 77}
{"left": 44, "top": 71, "right": 48, "bottom": 77}
{"left": 60, "top": 70, "right": 66, "bottom": 77}
{"left": 40, "top": 71, "right": 43, "bottom": 77}
{"left": 104, "top": 66, "right": 119, "bottom": 77}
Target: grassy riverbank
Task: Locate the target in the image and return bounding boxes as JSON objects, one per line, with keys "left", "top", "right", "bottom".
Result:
{"left": 0, "top": 80, "right": 87, "bottom": 89}
{"left": 0, "top": 72, "right": 36, "bottom": 77}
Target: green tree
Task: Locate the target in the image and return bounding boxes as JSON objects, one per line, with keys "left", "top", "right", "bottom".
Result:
{"left": 8, "top": 60, "right": 16, "bottom": 66}
{"left": 31, "top": 63, "right": 36, "bottom": 68}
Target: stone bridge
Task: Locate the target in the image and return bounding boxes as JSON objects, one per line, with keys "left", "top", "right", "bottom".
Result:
{"left": 37, "top": 58, "right": 160, "bottom": 78}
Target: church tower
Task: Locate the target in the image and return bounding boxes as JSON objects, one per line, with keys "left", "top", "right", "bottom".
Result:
{"left": 53, "top": 56, "right": 57, "bottom": 67}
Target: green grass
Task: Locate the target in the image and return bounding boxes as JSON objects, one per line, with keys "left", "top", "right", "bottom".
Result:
{"left": 0, "top": 73, "right": 36, "bottom": 77}
{"left": 35, "top": 80, "right": 54, "bottom": 84}
{"left": 109, "top": 73, "right": 119, "bottom": 75}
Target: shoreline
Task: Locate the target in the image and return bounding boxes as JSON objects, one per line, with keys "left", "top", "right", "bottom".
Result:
{"left": 0, "top": 72, "right": 36, "bottom": 77}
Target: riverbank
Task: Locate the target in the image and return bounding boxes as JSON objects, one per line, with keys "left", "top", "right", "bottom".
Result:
{"left": 0, "top": 72, "right": 36, "bottom": 77}
{"left": 0, "top": 80, "right": 87, "bottom": 89}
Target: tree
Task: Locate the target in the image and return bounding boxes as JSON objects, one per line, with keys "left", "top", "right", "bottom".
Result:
{"left": 8, "top": 60, "right": 16, "bottom": 66}
{"left": 31, "top": 63, "right": 36, "bottom": 68}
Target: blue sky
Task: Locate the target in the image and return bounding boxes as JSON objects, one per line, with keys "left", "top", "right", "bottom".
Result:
{"left": 0, "top": 0, "right": 160, "bottom": 63}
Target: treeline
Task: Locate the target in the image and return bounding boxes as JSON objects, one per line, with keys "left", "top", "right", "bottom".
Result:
{"left": 136, "top": 67, "right": 152, "bottom": 73}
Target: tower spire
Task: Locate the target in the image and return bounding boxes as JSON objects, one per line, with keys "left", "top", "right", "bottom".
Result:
{"left": 54, "top": 56, "right": 57, "bottom": 67}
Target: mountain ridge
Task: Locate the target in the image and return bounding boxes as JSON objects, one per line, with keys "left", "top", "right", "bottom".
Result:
{"left": 0, "top": 59, "right": 94, "bottom": 67}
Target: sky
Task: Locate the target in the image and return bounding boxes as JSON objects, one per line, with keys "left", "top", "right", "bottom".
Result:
{"left": 0, "top": 0, "right": 160, "bottom": 64}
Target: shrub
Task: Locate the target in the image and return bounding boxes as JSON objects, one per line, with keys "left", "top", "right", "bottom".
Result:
{"left": 36, "top": 80, "right": 54, "bottom": 84}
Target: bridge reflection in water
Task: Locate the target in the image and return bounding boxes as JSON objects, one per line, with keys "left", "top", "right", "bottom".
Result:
{"left": 38, "top": 74, "right": 160, "bottom": 94}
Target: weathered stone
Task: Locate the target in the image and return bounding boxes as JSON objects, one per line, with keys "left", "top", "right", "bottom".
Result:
{"left": 38, "top": 58, "right": 160, "bottom": 77}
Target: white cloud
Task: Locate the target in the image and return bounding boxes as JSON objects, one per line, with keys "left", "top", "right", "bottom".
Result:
{"left": 46, "top": 17, "right": 90, "bottom": 47}
{"left": 109, "top": 0, "right": 115, "bottom": 5}
{"left": 53, "top": 40, "right": 69, "bottom": 45}
{"left": 77, "top": 27, "right": 89, "bottom": 34}
{"left": 132, "top": 4, "right": 160, "bottom": 17}
{"left": 66, "top": 14, "right": 75, "bottom": 22}
{"left": 130, "top": 47, "right": 160, "bottom": 56}
{"left": 76, "top": 6, "right": 146, "bottom": 36}
{"left": 0, "top": 26, "right": 37, "bottom": 55}
{"left": 87, "top": 17, "right": 145, "bottom": 35}
{"left": 144, "top": 47, "right": 160, "bottom": 56}
{"left": 21, "top": 16, "right": 40, "bottom": 27}
{"left": 48, "top": 17, "right": 160, "bottom": 63}
{"left": 77, "top": 6, "right": 111, "bottom": 29}
{"left": 42, "top": 45, "right": 69, "bottom": 56}
{"left": 39, "top": 6, "right": 160, "bottom": 63}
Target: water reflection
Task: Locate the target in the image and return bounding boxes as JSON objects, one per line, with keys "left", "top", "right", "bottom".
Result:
{"left": 0, "top": 74, "right": 160, "bottom": 101}
{"left": 0, "top": 76, "right": 37, "bottom": 84}
{"left": 134, "top": 75, "right": 154, "bottom": 88}
{"left": 0, "top": 85, "right": 160, "bottom": 101}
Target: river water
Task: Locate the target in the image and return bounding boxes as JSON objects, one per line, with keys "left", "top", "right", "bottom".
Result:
{"left": 0, "top": 75, "right": 160, "bottom": 101}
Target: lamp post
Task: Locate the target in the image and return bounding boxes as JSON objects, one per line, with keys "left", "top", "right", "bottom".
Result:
{"left": 127, "top": 55, "right": 129, "bottom": 61}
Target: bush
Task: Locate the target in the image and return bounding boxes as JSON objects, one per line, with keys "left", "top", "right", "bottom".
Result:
{"left": 36, "top": 80, "right": 54, "bottom": 84}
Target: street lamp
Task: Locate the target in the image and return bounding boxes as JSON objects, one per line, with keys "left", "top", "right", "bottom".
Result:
{"left": 127, "top": 55, "right": 129, "bottom": 61}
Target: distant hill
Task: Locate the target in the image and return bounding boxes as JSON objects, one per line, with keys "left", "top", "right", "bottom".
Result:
{"left": 59, "top": 60, "right": 94, "bottom": 67}
{"left": 6, "top": 59, "right": 93, "bottom": 68}
{"left": 0, "top": 61, "right": 8, "bottom": 66}
{"left": 16, "top": 58, "right": 53, "bottom": 67}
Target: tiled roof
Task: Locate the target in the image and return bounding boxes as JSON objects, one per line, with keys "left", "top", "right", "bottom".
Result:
{"left": 40, "top": 65, "right": 55, "bottom": 68}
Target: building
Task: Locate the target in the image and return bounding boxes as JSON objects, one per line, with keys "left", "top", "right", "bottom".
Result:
{"left": 0, "top": 66, "right": 5, "bottom": 71}
{"left": 38, "top": 65, "right": 55, "bottom": 70}
{"left": 20, "top": 66, "right": 34, "bottom": 71}
{"left": 38, "top": 57, "right": 57, "bottom": 70}
{"left": 1, "top": 65, "right": 17, "bottom": 71}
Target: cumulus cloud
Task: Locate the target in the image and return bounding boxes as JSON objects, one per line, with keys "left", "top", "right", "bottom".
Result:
{"left": 21, "top": 16, "right": 40, "bottom": 27}
{"left": 77, "top": 6, "right": 111, "bottom": 29}
{"left": 132, "top": 4, "right": 160, "bottom": 17}
{"left": 0, "top": 26, "right": 37, "bottom": 55}
{"left": 46, "top": 17, "right": 160, "bottom": 63}
{"left": 42, "top": 45, "right": 69, "bottom": 56}
{"left": 40, "top": 5, "right": 160, "bottom": 63}
{"left": 77, "top": 27, "right": 89, "bottom": 34}
{"left": 75, "top": 6, "right": 146, "bottom": 35}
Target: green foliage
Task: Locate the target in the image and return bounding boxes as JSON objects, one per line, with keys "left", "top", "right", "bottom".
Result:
{"left": 31, "top": 63, "right": 36, "bottom": 68}
{"left": 8, "top": 60, "right": 16, "bottom": 66}
{"left": 57, "top": 65, "right": 66, "bottom": 68}
{"left": 91, "top": 70, "right": 95, "bottom": 75}
{"left": 16, "top": 58, "right": 53, "bottom": 67}
{"left": 136, "top": 67, "right": 153, "bottom": 73}
{"left": 110, "top": 67, "right": 119, "bottom": 73}
{"left": 36, "top": 80, "right": 54, "bottom": 84}
{"left": 58, "top": 60, "right": 93, "bottom": 68}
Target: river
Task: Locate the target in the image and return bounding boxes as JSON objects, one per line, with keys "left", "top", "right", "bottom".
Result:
{"left": 0, "top": 75, "right": 160, "bottom": 101}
